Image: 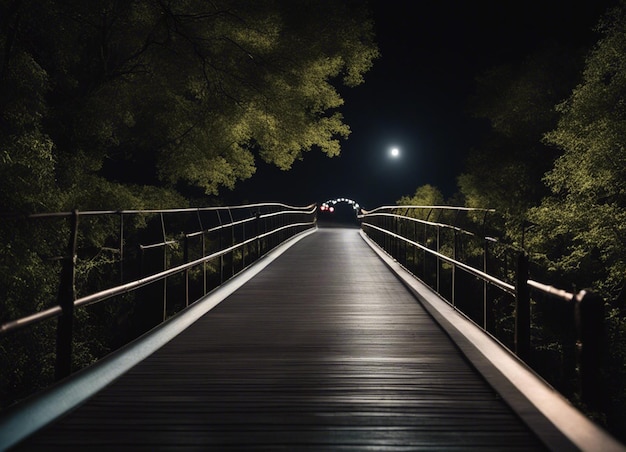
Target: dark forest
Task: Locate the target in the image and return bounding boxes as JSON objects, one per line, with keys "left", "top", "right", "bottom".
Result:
{"left": 2, "top": 0, "right": 626, "bottom": 444}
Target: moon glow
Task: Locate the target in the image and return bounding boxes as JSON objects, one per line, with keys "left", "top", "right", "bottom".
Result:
{"left": 390, "top": 147, "right": 400, "bottom": 158}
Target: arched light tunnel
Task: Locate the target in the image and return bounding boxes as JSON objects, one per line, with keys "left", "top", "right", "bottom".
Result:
{"left": 318, "top": 198, "right": 362, "bottom": 226}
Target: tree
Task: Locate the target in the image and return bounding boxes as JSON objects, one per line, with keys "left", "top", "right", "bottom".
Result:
{"left": 529, "top": 2, "right": 626, "bottom": 297}
{"left": 0, "top": 0, "right": 378, "bottom": 408}
{"left": 458, "top": 44, "right": 585, "bottom": 244}
{"left": 395, "top": 184, "right": 445, "bottom": 221}
{"left": 527, "top": 1, "right": 626, "bottom": 437}
{"left": 397, "top": 184, "right": 445, "bottom": 206}
{"left": 0, "top": 0, "right": 379, "bottom": 211}
{"left": 0, "top": 7, "right": 58, "bottom": 213}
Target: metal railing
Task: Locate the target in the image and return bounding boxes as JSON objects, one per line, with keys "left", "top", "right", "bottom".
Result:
{"left": 1, "top": 203, "right": 317, "bottom": 382}
{"left": 359, "top": 205, "right": 605, "bottom": 411}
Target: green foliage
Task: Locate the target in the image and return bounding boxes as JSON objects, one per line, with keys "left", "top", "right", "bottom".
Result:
{"left": 395, "top": 185, "right": 490, "bottom": 276}
{"left": 458, "top": 44, "right": 584, "bottom": 244}
{"left": 397, "top": 184, "right": 446, "bottom": 207}
{"left": 526, "top": 13, "right": 626, "bottom": 436}
{"left": 1, "top": 0, "right": 378, "bottom": 203}
{"left": 0, "top": 46, "right": 60, "bottom": 212}
{"left": 455, "top": 1, "right": 626, "bottom": 440}
{"left": 0, "top": 215, "right": 66, "bottom": 408}
{"left": 0, "top": 0, "right": 378, "bottom": 410}
{"left": 529, "top": 3, "right": 626, "bottom": 298}
{"left": 605, "top": 308, "right": 626, "bottom": 434}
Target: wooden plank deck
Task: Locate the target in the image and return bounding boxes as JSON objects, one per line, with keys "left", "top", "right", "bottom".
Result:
{"left": 14, "top": 227, "right": 547, "bottom": 451}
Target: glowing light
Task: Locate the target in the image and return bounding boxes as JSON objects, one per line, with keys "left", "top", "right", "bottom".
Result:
{"left": 390, "top": 147, "right": 400, "bottom": 158}
{"left": 319, "top": 198, "right": 362, "bottom": 213}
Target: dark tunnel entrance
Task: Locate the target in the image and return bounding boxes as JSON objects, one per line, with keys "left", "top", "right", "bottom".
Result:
{"left": 317, "top": 198, "right": 361, "bottom": 228}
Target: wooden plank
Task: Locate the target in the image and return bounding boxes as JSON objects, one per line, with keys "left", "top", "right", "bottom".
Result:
{"left": 14, "top": 228, "right": 546, "bottom": 451}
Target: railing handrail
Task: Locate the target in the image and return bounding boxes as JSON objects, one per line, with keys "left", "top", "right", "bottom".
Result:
{"left": 361, "top": 222, "right": 516, "bottom": 294}
{"left": 359, "top": 203, "right": 607, "bottom": 419}
{"left": 358, "top": 211, "right": 483, "bottom": 239}
{"left": 361, "top": 219, "right": 578, "bottom": 302}
{"left": 0, "top": 204, "right": 317, "bottom": 337}
{"left": 1, "top": 202, "right": 317, "bottom": 220}
{"left": 361, "top": 205, "right": 496, "bottom": 215}
{"left": 527, "top": 279, "right": 575, "bottom": 302}
{"left": 0, "top": 219, "right": 316, "bottom": 336}
{"left": 139, "top": 206, "right": 318, "bottom": 248}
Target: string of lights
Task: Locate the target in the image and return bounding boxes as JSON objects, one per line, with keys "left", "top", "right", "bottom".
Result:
{"left": 319, "top": 198, "right": 361, "bottom": 213}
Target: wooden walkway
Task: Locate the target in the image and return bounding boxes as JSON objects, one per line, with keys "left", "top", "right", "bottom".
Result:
{"left": 14, "top": 227, "right": 546, "bottom": 451}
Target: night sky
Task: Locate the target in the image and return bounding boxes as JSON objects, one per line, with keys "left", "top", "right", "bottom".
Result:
{"left": 225, "top": 0, "right": 616, "bottom": 210}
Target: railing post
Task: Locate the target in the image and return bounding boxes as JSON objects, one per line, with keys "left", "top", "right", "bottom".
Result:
{"left": 424, "top": 208, "right": 433, "bottom": 285}
{"left": 160, "top": 213, "right": 167, "bottom": 321}
{"left": 451, "top": 229, "right": 457, "bottom": 307}
{"left": 436, "top": 225, "right": 440, "bottom": 293}
{"left": 515, "top": 251, "right": 531, "bottom": 361}
{"left": 228, "top": 208, "right": 235, "bottom": 278}
{"left": 412, "top": 219, "right": 417, "bottom": 275}
{"left": 483, "top": 238, "right": 489, "bottom": 330}
{"left": 393, "top": 214, "right": 398, "bottom": 257}
{"left": 482, "top": 212, "right": 490, "bottom": 331}
{"left": 242, "top": 221, "right": 246, "bottom": 269}
{"left": 119, "top": 212, "right": 124, "bottom": 283}
{"left": 385, "top": 214, "right": 389, "bottom": 251}
{"left": 55, "top": 209, "right": 79, "bottom": 381}
{"left": 184, "top": 234, "right": 189, "bottom": 307}
{"left": 196, "top": 209, "right": 207, "bottom": 295}
{"left": 422, "top": 219, "right": 428, "bottom": 280}
{"left": 216, "top": 210, "right": 224, "bottom": 284}
{"left": 255, "top": 210, "right": 261, "bottom": 259}
{"left": 575, "top": 290, "right": 605, "bottom": 411}
{"left": 561, "top": 290, "right": 578, "bottom": 397}
{"left": 201, "top": 231, "right": 207, "bottom": 294}
{"left": 139, "top": 244, "right": 145, "bottom": 281}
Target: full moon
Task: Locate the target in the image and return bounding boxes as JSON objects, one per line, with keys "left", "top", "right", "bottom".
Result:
{"left": 390, "top": 147, "right": 400, "bottom": 158}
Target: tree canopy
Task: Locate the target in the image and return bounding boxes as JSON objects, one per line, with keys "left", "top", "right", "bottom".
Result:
{"left": 0, "top": 0, "right": 378, "bottom": 410}
{"left": 397, "top": 184, "right": 445, "bottom": 207}
{"left": 457, "top": 43, "right": 584, "bottom": 241}
{"left": 453, "top": 2, "right": 626, "bottom": 436}
{"left": 0, "top": 0, "right": 378, "bottom": 212}
{"left": 529, "top": 2, "right": 626, "bottom": 297}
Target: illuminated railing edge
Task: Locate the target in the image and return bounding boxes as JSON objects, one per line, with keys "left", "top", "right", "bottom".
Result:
{"left": 1, "top": 204, "right": 317, "bottom": 336}
{"left": 358, "top": 204, "right": 608, "bottom": 419}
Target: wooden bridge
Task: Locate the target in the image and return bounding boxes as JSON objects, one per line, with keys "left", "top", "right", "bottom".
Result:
{"left": 1, "top": 226, "right": 622, "bottom": 451}
{"left": 0, "top": 205, "right": 624, "bottom": 450}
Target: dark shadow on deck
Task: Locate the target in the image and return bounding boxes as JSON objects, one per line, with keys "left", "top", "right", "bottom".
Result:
{"left": 317, "top": 202, "right": 360, "bottom": 228}
{"left": 14, "top": 228, "right": 546, "bottom": 451}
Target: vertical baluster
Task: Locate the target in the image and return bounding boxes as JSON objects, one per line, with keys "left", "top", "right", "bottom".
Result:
{"left": 119, "top": 212, "right": 124, "bottom": 283}
{"left": 575, "top": 290, "right": 606, "bottom": 412}
{"left": 227, "top": 208, "right": 234, "bottom": 278}
{"left": 160, "top": 213, "right": 167, "bottom": 322}
{"left": 515, "top": 252, "right": 530, "bottom": 361}
{"left": 483, "top": 238, "right": 489, "bottom": 331}
{"left": 436, "top": 225, "right": 441, "bottom": 294}
{"left": 216, "top": 210, "right": 224, "bottom": 284}
{"left": 256, "top": 210, "right": 261, "bottom": 259}
{"left": 452, "top": 228, "right": 456, "bottom": 307}
{"left": 196, "top": 209, "right": 206, "bottom": 295}
{"left": 184, "top": 234, "right": 189, "bottom": 307}
{"left": 55, "top": 209, "right": 79, "bottom": 381}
